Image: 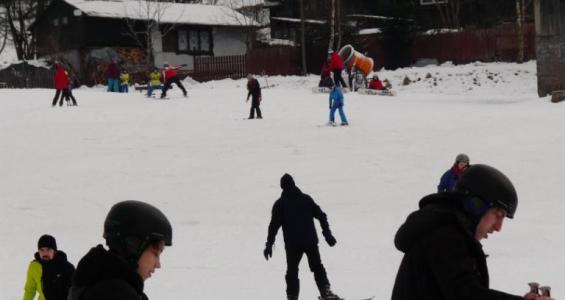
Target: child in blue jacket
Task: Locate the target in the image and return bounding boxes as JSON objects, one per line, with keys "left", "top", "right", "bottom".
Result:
{"left": 328, "top": 86, "right": 348, "bottom": 126}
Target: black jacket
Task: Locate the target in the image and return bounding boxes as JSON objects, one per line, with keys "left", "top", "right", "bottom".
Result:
{"left": 266, "top": 178, "right": 332, "bottom": 249}
{"left": 37, "top": 251, "right": 75, "bottom": 300}
{"left": 391, "top": 193, "right": 523, "bottom": 300}
{"left": 68, "top": 245, "right": 147, "bottom": 300}
{"left": 247, "top": 78, "right": 261, "bottom": 100}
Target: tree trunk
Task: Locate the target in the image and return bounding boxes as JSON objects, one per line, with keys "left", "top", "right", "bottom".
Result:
{"left": 516, "top": 0, "right": 525, "bottom": 62}
{"left": 328, "top": 0, "right": 335, "bottom": 51}
{"left": 336, "top": 0, "right": 342, "bottom": 50}
{"left": 299, "top": 0, "right": 306, "bottom": 74}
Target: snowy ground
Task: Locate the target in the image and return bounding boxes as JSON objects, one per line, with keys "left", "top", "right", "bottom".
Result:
{"left": 1, "top": 60, "right": 564, "bottom": 300}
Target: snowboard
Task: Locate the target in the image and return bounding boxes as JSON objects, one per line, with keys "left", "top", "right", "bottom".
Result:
{"left": 357, "top": 88, "right": 397, "bottom": 96}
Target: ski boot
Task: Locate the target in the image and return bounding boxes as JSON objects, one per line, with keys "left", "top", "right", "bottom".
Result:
{"left": 287, "top": 295, "right": 298, "bottom": 300}
{"left": 318, "top": 286, "right": 343, "bottom": 300}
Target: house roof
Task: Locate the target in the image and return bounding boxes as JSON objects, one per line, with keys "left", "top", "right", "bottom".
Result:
{"left": 205, "top": 0, "right": 264, "bottom": 9}
{"left": 64, "top": 0, "right": 258, "bottom": 27}
{"left": 270, "top": 17, "right": 326, "bottom": 25}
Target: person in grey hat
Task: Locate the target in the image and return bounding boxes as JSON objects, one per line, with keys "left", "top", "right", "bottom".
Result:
{"left": 438, "top": 153, "right": 470, "bottom": 192}
{"left": 23, "top": 235, "right": 75, "bottom": 300}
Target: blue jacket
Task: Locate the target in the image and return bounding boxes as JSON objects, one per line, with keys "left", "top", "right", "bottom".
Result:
{"left": 329, "top": 87, "right": 344, "bottom": 108}
{"left": 437, "top": 168, "right": 459, "bottom": 192}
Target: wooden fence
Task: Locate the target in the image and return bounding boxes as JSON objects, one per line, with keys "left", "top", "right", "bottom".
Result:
{"left": 363, "top": 23, "right": 536, "bottom": 70}
{"left": 0, "top": 63, "right": 54, "bottom": 88}
{"left": 191, "top": 55, "right": 247, "bottom": 82}
{"left": 190, "top": 47, "right": 301, "bottom": 81}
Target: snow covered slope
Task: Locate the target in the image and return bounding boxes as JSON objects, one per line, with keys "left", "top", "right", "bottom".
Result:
{"left": 1, "top": 60, "right": 563, "bottom": 300}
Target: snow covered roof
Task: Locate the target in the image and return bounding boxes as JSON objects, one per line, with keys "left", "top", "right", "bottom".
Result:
{"left": 64, "top": 0, "right": 258, "bottom": 27}
{"left": 205, "top": 0, "right": 264, "bottom": 9}
{"left": 271, "top": 17, "right": 326, "bottom": 25}
{"left": 347, "top": 14, "right": 414, "bottom": 22}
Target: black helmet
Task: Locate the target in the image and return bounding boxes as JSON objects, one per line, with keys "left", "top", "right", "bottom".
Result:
{"left": 104, "top": 200, "right": 172, "bottom": 261}
{"left": 455, "top": 164, "right": 518, "bottom": 218}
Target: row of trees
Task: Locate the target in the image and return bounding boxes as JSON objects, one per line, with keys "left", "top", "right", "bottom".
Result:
{"left": 0, "top": 0, "right": 52, "bottom": 60}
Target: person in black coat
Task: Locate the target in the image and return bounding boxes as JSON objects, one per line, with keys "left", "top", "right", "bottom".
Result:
{"left": 391, "top": 164, "right": 554, "bottom": 300}
{"left": 23, "top": 235, "right": 75, "bottom": 300}
{"left": 264, "top": 173, "right": 342, "bottom": 300}
{"left": 68, "top": 200, "right": 173, "bottom": 300}
{"left": 246, "top": 74, "right": 262, "bottom": 119}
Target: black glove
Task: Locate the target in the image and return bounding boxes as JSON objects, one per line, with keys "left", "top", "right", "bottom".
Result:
{"left": 263, "top": 245, "right": 273, "bottom": 260}
{"left": 324, "top": 232, "right": 337, "bottom": 247}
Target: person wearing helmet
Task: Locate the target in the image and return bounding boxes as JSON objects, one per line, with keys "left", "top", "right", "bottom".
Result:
{"left": 437, "top": 153, "right": 470, "bottom": 192}
{"left": 263, "top": 174, "right": 342, "bottom": 300}
{"left": 367, "top": 74, "right": 385, "bottom": 90}
{"left": 146, "top": 68, "right": 162, "bottom": 98}
{"left": 328, "top": 85, "right": 348, "bottom": 126}
{"left": 160, "top": 63, "right": 188, "bottom": 99}
{"left": 68, "top": 200, "right": 172, "bottom": 300}
{"left": 391, "top": 164, "right": 554, "bottom": 300}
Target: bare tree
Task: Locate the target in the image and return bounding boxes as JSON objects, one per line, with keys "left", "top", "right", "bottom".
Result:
{"left": 328, "top": 0, "right": 335, "bottom": 51}
{"left": 0, "top": 8, "right": 9, "bottom": 55}
{"left": 2, "top": 0, "right": 39, "bottom": 60}
{"left": 216, "top": 1, "right": 263, "bottom": 50}
{"left": 516, "top": 0, "right": 533, "bottom": 62}
{"left": 435, "top": 0, "right": 461, "bottom": 29}
{"left": 336, "top": 0, "right": 342, "bottom": 50}
{"left": 123, "top": 0, "right": 181, "bottom": 68}
{"left": 299, "top": 0, "right": 306, "bottom": 75}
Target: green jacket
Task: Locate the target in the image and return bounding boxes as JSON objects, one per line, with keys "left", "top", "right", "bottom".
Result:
{"left": 120, "top": 72, "right": 130, "bottom": 85}
{"left": 23, "top": 260, "right": 45, "bottom": 300}
{"left": 149, "top": 71, "right": 161, "bottom": 86}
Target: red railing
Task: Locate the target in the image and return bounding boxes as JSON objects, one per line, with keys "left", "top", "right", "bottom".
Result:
{"left": 192, "top": 55, "right": 247, "bottom": 82}
{"left": 190, "top": 47, "right": 301, "bottom": 82}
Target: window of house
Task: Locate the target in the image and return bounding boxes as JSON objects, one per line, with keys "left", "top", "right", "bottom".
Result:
{"left": 178, "top": 30, "right": 188, "bottom": 51}
{"left": 62, "top": 17, "right": 68, "bottom": 25}
{"left": 176, "top": 27, "right": 212, "bottom": 55}
{"left": 53, "top": 18, "right": 59, "bottom": 26}
{"left": 420, "top": 0, "right": 447, "bottom": 5}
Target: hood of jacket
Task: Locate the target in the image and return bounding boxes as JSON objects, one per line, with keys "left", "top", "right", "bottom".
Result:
{"left": 394, "top": 193, "right": 476, "bottom": 253}
{"left": 72, "top": 244, "right": 143, "bottom": 294}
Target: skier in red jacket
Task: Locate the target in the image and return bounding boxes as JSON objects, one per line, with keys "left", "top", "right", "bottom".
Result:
{"left": 52, "top": 64, "right": 70, "bottom": 107}
{"left": 160, "top": 63, "right": 187, "bottom": 99}
{"left": 328, "top": 50, "right": 347, "bottom": 88}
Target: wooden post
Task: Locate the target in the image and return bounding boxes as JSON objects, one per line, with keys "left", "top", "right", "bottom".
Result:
{"left": 535, "top": 0, "right": 565, "bottom": 97}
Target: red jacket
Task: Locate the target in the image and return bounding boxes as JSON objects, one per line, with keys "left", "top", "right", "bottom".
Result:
{"left": 330, "top": 52, "right": 344, "bottom": 70}
{"left": 163, "top": 65, "right": 183, "bottom": 81}
{"left": 54, "top": 66, "right": 69, "bottom": 89}
{"left": 368, "top": 79, "right": 384, "bottom": 90}
{"left": 320, "top": 62, "right": 332, "bottom": 77}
